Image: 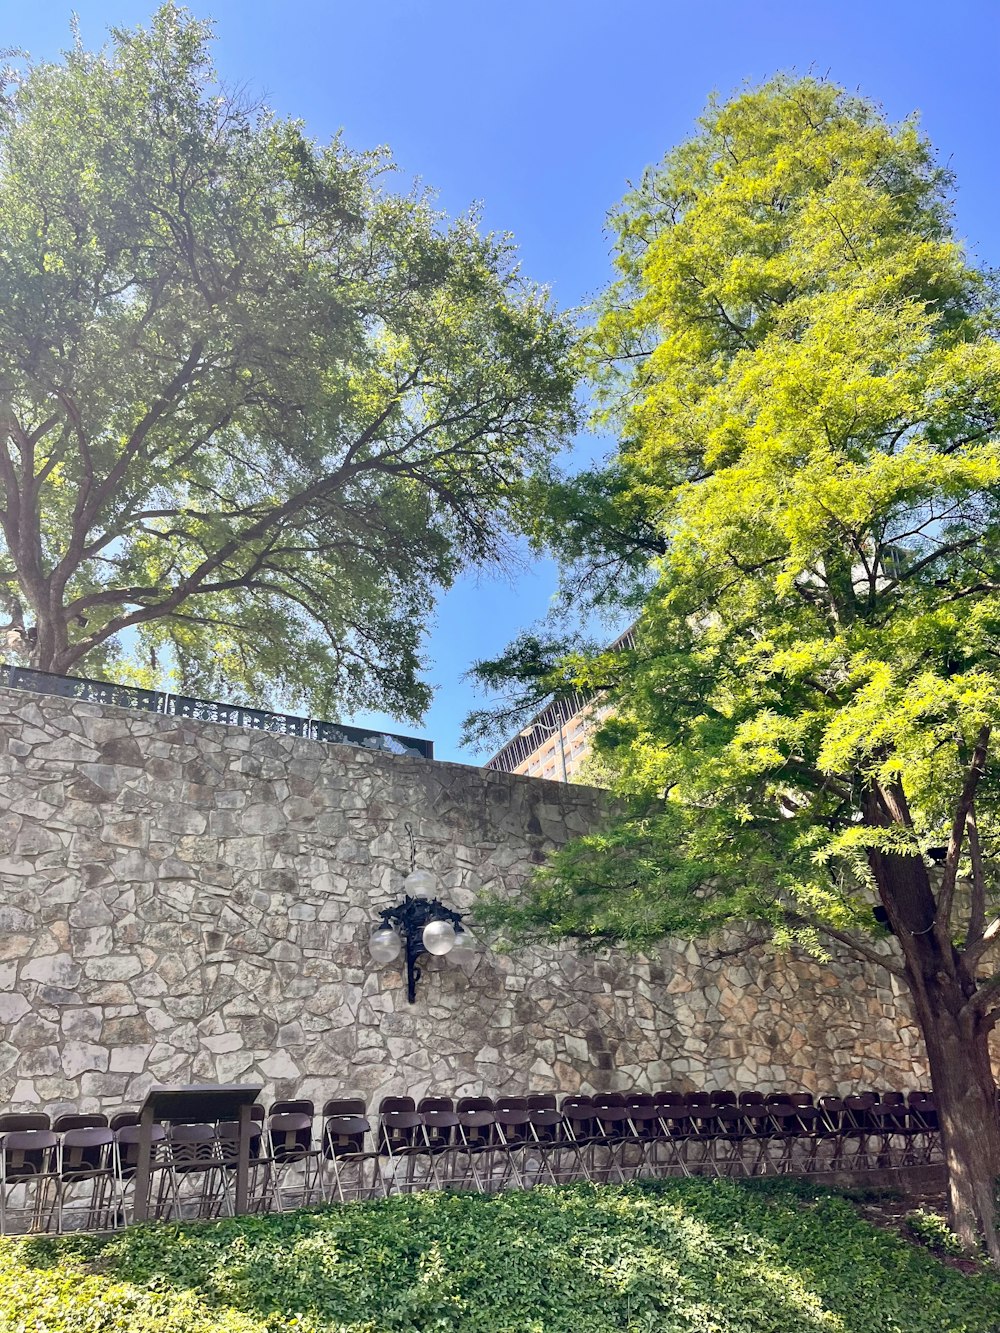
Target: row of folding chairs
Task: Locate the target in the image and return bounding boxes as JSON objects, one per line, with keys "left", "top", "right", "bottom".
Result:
{"left": 0, "top": 1103, "right": 357, "bottom": 1234}
{"left": 0, "top": 1090, "right": 943, "bottom": 1232}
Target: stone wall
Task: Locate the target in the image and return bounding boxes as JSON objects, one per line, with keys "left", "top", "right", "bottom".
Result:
{"left": 0, "top": 686, "right": 926, "bottom": 1115}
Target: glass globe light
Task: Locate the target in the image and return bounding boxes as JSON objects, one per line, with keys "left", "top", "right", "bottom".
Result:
{"left": 404, "top": 868, "right": 437, "bottom": 900}
{"left": 422, "top": 918, "right": 457, "bottom": 956}
{"left": 368, "top": 925, "right": 402, "bottom": 965}
{"left": 450, "top": 926, "right": 477, "bottom": 961}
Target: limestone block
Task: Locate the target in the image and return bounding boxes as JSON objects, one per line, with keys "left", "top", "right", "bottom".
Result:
{"left": 0, "top": 993, "right": 30, "bottom": 1024}
{"left": 62, "top": 1042, "right": 110, "bottom": 1077}
{"left": 84, "top": 956, "right": 143, "bottom": 982}
{"left": 21, "top": 953, "right": 81, "bottom": 988}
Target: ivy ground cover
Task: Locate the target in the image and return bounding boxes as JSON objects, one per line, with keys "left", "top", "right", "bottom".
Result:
{"left": 2, "top": 1180, "right": 998, "bottom": 1333}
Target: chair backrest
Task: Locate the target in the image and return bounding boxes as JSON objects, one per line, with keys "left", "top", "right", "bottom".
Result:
{"left": 268, "top": 1112, "right": 313, "bottom": 1160}
{"left": 417, "top": 1097, "right": 454, "bottom": 1113}
{"left": 685, "top": 1092, "right": 713, "bottom": 1108}
{"left": 456, "top": 1096, "right": 494, "bottom": 1112}
{"left": 708, "top": 1091, "right": 737, "bottom": 1107}
{"left": 421, "top": 1108, "right": 458, "bottom": 1146}
{"left": 626, "top": 1092, "right": 655, "bottom": 1107}
{"left": 53, "top": 1113, "right": 110, "bottom": 1132}
{"left": 59, "top": 1127, "right": 114, "bottom": 1175}
{"left": 378, "top": 1096, "right": 416, "bottom": 1114}
{"left": 0, "top": 1113, "right": 50, "bottom": 1132}
{"left": 109, "top": 1111, "right": 141, "bottom": 1131}
{"left": 455, "top": 1108, "right": 495, "bottom": 1146}
{"left": 653, "top": 1091, "right": 687, "bottom": 1108}
{"left": 114, "top": 1123, "right": 168, "bottom": 1174}
{"left": 269, "top": 1099, "right": 314, "bottom": 1118}
{"left": 1, "top": 1129, "right": 58, "bottom": 1178}
{"left": 377, "top": 1109, "right": 422, "bottom": 1152}
{"left": 323, "top": 1098, "right": 367, "bottom": 1118}
{"left": 560, "top": 1094, "right": 594, "bottom": 1111}
{"left": 169, "top": 1123, "right": 220, "bottom": 1167}
{"left": 494, "top": 1096, "right": 528, "bottom": 1112}
{"left": 784, "top": 1093, "right": 814, "bottom": 1108}
{"left": 323, "top": 1114, "right": 370, "bottom": 1157}
{"left": 591, "top": 1093, "right": 626, "bottom": 1108}
{"left": 525, "top": 1093, "right": 557, "bottom": 1110}
{"left": 217, "top": 1120, "right": 265, "bottom": 1164}
{"left": 843, "top": 1095, "right": 876, "bottom": 1129}
{"left": 738, "top": 1092, "right": 766, "bottom": 1107}
{"left": 907, "top": 1092, "right": 938, "bottom": 1128}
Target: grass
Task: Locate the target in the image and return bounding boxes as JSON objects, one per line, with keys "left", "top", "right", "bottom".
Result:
{"left": 1, "top": 1179, "right": 999, "bottom": 1333}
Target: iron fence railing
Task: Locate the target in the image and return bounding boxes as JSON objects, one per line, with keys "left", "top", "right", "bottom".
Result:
{"left": 0, "top": 663, "right": 433, "bottom": 760}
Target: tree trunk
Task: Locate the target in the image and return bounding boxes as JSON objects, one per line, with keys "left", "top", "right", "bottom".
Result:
{"left": 910, "top": 989, "right": 1000, "bottom": 1260}
{"left": 867, "top": 809, "right": 1000, "bottom": 1259}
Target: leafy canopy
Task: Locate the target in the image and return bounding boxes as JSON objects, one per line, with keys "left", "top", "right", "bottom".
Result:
{"left": 0, "top": 5, "right": 575, "bottom": 717}
{"left": 475, "top": 77, "right": 1000, "bottom": 960}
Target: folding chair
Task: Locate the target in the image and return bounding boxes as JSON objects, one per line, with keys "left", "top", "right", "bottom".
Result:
{"left": 765, "top": 1102, "right": 802, "bottom": 1174}
{"left": 161, "top": 1124, "right": 231, "bottom": 1220}
{"left": 708, "top": 1107, "right": 748, "bottom": 1177}
{"left": 418, "top": 1100, "right": 460, "bottom": 1190}
{"left": 560, "top": 1097, "right": 598, "bottom": 1183}
{"left": 375, "top": 1110, "right": 428, "bottom": 1195}
{"left": 907, "top": 1092, "right": 940, "bottom": 1164}
{"left": 870, "top": 1096, "right": 909, "bottom": 1167}
{"left": 686, "top": 1099, "right": 723, "bottom": 1175}
{"left": 453, "top": 1105, "right": 497, "bottom": 1193}
{"left": 0, "top": 1130, "right": 59, "bottom": 1234}
{"left": 267, "top": 1113, "right": 323, "bottom": 1210}
{"left": 841, "top": 1095, "right": 877, "bottom": 1170}
{"left": 622, "top": 1100, "right": 661, "bottom": 1179}
{"left": 652, "top": 1094, "right": 690, "bottom": 1177}
{"left": 57, "top": 1128, "right": 118, "bottom": 1233}
{"left": 493, "top": 1099, "right": 531, "bottom": 1190}
{"left": 591, "top": 1097, "right": 632, "bottom": 1183}
{"left": 523, "top": 1106, "right": 565, "bottom": 1186}
{"left": 740, "top": 1104, "right": 777, "bottom": 1175}
{"left": 217, "top": 1118, "right": 270, "bottom": 1213}
{"left": 322, "top": 1100, "right": 372, "bottom": 1202}
{"left": 114, "top": 1123, "right": 170, "bottom": 1222}
{"left": 322, "top": 1114, "right": 373, "bottom": 1201}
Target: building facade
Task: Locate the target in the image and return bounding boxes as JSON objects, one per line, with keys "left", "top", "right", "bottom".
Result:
{"left": 484, "top": 628, "right": 634, "bottom": 782}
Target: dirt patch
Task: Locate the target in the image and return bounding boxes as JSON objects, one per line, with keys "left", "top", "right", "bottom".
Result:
{"left": 844, "top": 1187, "right": 985, "bottom": 1274}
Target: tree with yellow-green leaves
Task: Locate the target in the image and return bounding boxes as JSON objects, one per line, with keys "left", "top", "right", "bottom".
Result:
{"left": 0, "top": 5, "right": 575, "bottom": 717}
{"left": 469, "top": 78, "right": 1000, "bottom": 1256}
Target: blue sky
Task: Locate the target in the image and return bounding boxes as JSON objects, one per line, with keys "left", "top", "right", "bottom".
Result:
{"left": 8, "top": 0, "right": 999, "bottom": 762}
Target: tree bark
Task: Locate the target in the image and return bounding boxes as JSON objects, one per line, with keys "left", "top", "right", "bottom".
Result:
{"left": 867, "top": 814, "right": 1000, "bottom": 1258}
{"left": 911, "top": 985, "right": 1000, "bottom": 1259}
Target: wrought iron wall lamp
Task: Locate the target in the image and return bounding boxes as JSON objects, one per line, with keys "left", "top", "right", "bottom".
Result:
{"left": 367, "top": 824, "right": 477, "bottom": 1002}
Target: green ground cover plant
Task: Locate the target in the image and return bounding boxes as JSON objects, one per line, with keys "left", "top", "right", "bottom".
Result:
{"left": 1, "top": 1180, "right": 998, "bottom": 1333}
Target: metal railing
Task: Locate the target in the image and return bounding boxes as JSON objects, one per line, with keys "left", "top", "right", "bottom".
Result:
{"left": 0, "top": 663, "right": 433, "bottom": 760}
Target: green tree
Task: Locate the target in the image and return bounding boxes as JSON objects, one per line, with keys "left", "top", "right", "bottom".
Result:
{"left": 471, "top": 78, "right": 1000, "bottom": 1255}
{"left": 0, "top": 5, "right": 575, "bottom": 717}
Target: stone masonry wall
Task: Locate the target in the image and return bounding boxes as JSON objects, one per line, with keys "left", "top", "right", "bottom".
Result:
{"left": 0, "top": 686, "right": 927, "bottom": 1115}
